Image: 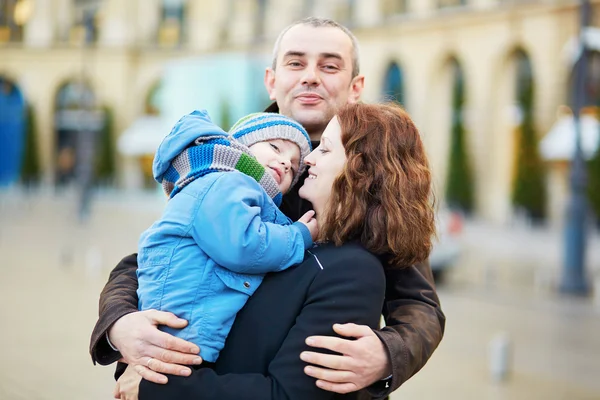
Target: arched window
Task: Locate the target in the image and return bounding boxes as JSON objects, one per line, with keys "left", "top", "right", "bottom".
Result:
{"left": 511, "top": 50, "right": 546, "bottom": 221}
{"left": 438, "top": 0, "right": 467, "bottom": 8}
{"left": 54, "top": 81, "right": 96, "bottom": 185}
{"left": 56, "top": 81, "right": 95, "bottom": 110}
{"left": 445, "top": 57, "right": 474, "bottom": 213}
{"left": 0, "top": 76, "right": 26, "bottom": 186}
{"left": 68, "top": 0, "right": 101, "bottom": 45}
{"left": 382, "top": 62, "right": 405, "bottom": 105}
{"left": 578, "top": 50, "right": 600, "bottom": 224}
{"left": 515, "top": 50, "right": 533, "bottom": 121}
{"left": 584, "top": 51, "right": 600, "bottom": 107}
{"left": 451, "top": 59, "right": 465, "bottom": 124}
{"left": 381, "top": 0, "right": 408, "bottom": 15}
{"left": 158, "top": 0, "right": 186, "bottom": 47}
{"left": 0, "top": 0, "right": 27, "bottom": 42}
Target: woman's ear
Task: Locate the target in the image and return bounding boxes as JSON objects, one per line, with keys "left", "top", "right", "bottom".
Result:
{"left": 347, "top": 75, "right": 365, "bottom": 104}
{"left": 264, "top": 68, "right": 277, "bottom": 101}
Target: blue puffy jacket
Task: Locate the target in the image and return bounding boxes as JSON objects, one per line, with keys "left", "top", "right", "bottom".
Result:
{"left": 137, "top": 111, "right": 312, "bottom": 362}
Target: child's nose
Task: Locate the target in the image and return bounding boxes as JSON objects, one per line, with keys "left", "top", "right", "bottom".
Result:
{"left": 281, "top": 158, "right": 291, "bottom": 170}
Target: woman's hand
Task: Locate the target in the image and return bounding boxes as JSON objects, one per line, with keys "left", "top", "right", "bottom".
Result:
{"left": 300, "top": 323, "right": 392, "bottom": 393}
{"left": 108, "top": 310, "right": 203, "bottom": 384}
{"left": 114, "top": 364, "right": 142, "bottom": 400}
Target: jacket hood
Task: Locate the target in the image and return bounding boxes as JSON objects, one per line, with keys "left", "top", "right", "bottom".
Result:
{"left": 153, "top": 110, "right": 228, "bottom": 183}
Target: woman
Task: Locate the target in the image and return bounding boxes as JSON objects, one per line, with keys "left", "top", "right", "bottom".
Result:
{"left": 115, "top": 102, "right": 435, "bottom": 400}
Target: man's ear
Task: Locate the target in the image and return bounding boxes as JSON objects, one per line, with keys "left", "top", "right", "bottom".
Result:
{"left": 264, "top": 68, "right": 277, "bottom": 101}
{"left": 347, "top": 75, "right": 365, "bottom": 104}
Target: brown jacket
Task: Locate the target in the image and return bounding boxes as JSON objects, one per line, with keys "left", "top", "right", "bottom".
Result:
{"left": 91, "top": 244, "right": 444, "bottom": 397}
{"left": 90, "top": 105, "right": 446, "bottom": 397}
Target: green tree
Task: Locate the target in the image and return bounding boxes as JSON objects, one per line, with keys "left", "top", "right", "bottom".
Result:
{"left": 445, "top": 63, "right": 475, "bottom": 213}
{"left": 95, "top": 105, "right": 116, "bottom": 185}
{"left": 220, "top": 99, "right": 233, "bottom": 131}
{"left": 588, "top": 109, "right": 600, "bottom": 226}
{"left": 20, "top": 104, "right": 41, "bottom": 186}
{"left": 511, "top": 69, "right": 546, "bottom": 222}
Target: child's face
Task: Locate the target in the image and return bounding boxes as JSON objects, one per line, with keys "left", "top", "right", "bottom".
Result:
{"left": 249, "top": 139, "right": 301, "bottom": 193}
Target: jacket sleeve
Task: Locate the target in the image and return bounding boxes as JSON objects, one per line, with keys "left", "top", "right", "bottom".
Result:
{"left": 188, "top": 172, "right": 312, "bottom": 274}
{"left": 138, "top": 251, "right": 386, "bottom": 400}
{"left": 367, "top": 259, "right": 446, "bottom": 398}
{"left": 89, "top": 253, "right": 140, "bottom": 365}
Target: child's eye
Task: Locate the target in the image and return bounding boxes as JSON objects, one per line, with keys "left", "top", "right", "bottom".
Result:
{"left": 270, "top": 143, "right": 280, "bottom": 152}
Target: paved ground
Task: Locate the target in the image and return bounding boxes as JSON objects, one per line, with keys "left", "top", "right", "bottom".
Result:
{"left": 1, "top": 188, "right": 599, "bottom": 399}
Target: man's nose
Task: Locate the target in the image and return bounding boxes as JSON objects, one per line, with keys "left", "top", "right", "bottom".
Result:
{"left": 301, "top": 65, "right": 321, "bottom": 86}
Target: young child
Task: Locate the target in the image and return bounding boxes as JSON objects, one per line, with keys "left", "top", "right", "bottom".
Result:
{"left": 136, "top": 110, "right": 315, "bottom": 364}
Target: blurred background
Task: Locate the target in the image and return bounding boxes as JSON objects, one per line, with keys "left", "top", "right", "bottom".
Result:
{"left": 1, "top": 0, "right": 600, "bottom": 399}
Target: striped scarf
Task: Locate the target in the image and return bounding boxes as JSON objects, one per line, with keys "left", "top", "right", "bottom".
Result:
{"left": 160, "top": 135, "right": 283, "bottom": 206}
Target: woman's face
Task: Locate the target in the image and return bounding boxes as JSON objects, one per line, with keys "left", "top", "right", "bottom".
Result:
{"left": 298, "top": 116, "right": 347, "bottom": 214}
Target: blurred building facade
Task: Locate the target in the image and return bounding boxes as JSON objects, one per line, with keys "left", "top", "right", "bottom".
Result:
{"left": 1, "top": 0, "right": 599, "bottom": 226}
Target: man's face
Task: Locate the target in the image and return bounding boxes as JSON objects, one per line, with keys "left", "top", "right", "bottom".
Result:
{"left": 265, "top": 25, "right": 364, "bottom": 136}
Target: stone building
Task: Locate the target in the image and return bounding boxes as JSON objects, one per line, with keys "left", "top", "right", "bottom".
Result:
{"left": 1, "top": 0, "right": 598, "bottom": 226}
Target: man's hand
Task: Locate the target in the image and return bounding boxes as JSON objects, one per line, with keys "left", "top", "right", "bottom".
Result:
{"left": 114, "top": 364, "right": 142, "bottom": 400}
{"left": 300, "top": 323, "right": 392, "bottom": 394}
{"left": 108, "top": 310, "right": 203, "bottom": 384}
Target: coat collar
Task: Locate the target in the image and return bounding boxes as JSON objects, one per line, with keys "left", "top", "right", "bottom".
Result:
{"left": 264, "top": 102, "right": 279, "bottom": 113}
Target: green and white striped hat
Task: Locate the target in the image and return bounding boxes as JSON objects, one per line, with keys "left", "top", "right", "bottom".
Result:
{"left": 230, "top": 113, "right": 312, "bottom": 187}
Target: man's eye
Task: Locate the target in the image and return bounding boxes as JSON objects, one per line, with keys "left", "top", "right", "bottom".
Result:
{"left": 322, "top": 65, "right": 339, "bottom": 71}
{"left": 288, "top": 61, "right": 303, "bottom": 67}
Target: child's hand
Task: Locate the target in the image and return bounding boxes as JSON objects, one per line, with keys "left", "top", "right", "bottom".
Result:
{"left": 298, "top": 210, "right": 319, "bottom": 241}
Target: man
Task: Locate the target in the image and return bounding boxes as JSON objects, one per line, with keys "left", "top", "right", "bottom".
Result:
{"left": 91, "top": 17, "right": 445, "bottom": 398}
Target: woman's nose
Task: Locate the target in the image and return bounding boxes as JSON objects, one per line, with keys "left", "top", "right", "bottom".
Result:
{"left": 304, "top": 150, "right": 316, "bottom": 166}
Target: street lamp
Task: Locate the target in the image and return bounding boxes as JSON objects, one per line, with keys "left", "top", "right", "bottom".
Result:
{"left": 74, "top": 0, "right": 102, "bottom": 221}
{"left": 560, "top": 0, "right": 592, "bottom": 295}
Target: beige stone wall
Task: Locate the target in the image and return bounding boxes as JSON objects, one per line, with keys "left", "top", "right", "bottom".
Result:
{"left": 354, "top": 1, "right": 587, "bottom": 224}
{"left": 0, "top": 0, "right": 594, "bottom": 224}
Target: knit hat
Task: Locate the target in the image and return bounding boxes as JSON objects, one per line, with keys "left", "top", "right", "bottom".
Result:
{"left": 164, "top": 136, "right": 284, "bottom": 206}
{"left": 229, "top": 113, "right": 312, "bottom": 187}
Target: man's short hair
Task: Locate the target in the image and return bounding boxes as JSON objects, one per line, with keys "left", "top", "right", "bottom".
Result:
{"left": 271, "top": 17, "right": 361, "bottom": 79}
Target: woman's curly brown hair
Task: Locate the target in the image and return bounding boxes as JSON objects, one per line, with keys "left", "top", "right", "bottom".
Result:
{"left": 320, "top": 102, "right": 436, "bottom": 267}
